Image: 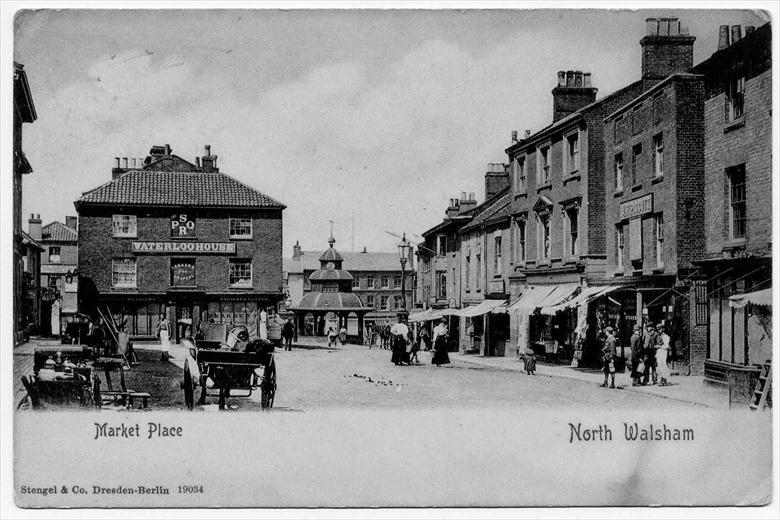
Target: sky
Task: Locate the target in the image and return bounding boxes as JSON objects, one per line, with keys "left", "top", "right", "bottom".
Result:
{"left": 14, "top": 7, "right": 769, "bottom": 256}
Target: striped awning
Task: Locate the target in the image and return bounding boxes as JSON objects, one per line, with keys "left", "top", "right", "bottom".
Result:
{"left": 507, "top": 285, "right": 557, "bottom": 314}
{"left": 540, "top": 285, "right": 621, "bottom": 315}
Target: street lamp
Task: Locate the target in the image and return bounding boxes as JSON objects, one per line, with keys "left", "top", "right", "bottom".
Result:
{"left": 65, "top": 268, "right": 79, "bottom": 284}
{"left": 397, "top": 233, "right": 411, "bottom": 322}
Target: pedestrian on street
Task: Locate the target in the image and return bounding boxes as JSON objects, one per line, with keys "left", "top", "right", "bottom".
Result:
{"left": 629, "top": 324, "right": 643, "bottom": 386}
{"left": 600, "top": 326, "right": 617, "bottom": 389}
{"left": 327, "top": 327, "right": 337, "bottom": 347}
{"left": 339, "top": 325, "right": 348, "bottom": 345}
{"left": 409, "top": 329, "right": 420, "bottom": 364}
{"left": 281, "top": 318, "right": 295, "bottom": 351}
{"left": 642, "top": 323, "right": 657, "bottom": 385}
{"left": 156, "top": 314, "right": 171, "bottom": 351}
{"left": 431, "top": 318, "right": 451, "bottom": 366}
{"left": 383, "top": 325, "right": 392, "bottom": 350}
{"left": 419, "top": 326, "right": 431, "bottom": 351}
{"left": 655, "top": 323, "right": 671, "bottom": 386}
{"left": 467, "top": 321, "right": 475, "bottom": 352}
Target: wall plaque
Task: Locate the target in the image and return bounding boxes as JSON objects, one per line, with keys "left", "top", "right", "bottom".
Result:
{"left": 620, "top": 193, "right": 653, "bottom": 220}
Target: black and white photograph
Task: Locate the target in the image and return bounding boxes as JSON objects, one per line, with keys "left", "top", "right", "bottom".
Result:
{"left": 3, "top": 2, "right": 778, "bottom": 515}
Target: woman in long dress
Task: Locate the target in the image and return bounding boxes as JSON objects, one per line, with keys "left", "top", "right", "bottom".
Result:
{"left": 431, "top": 319, "right": 450, "bottom": 366}
{"left": 157, "top": 313, "right": 172, "bottom": 353}
{"left": 654, "top": 323, "right": 671, "bottom": 386}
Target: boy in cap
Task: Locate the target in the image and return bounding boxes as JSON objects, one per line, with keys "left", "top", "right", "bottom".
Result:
{"left": 600, "top": 326, "right": 617, "bottom": 389}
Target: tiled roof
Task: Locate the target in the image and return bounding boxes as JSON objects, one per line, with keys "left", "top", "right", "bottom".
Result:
{"left": 290, "top": 251, "right": 408, "bottom": 273}
{"left": 460, "top": 190, "right": 512, "bottom": 232}
{"left": 75, "top": 170, "right": 285, "bottom": 209}
{"left": 293, "top": 292, "right": 369, "bottom": 311}
{"left": 42, "top": 221, "right": 77, "bottom": 242}
{"left": 309, "top": 268, "right": 354, "bottom": 281}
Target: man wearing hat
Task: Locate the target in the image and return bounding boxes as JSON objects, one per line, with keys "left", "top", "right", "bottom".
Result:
{"left": 654, "top": 323, "right": 671, "bottom": 386}
{"left": 629, "top": 324, "right": 643, "bottom": 386}
{"left": 642, "top": 323, "right": 658, "bottom": 385}
{"left": 600, "top": 326, "right": 617, "bottom": 389}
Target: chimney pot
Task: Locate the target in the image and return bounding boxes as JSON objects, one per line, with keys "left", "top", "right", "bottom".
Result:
{"left": 131, "top": 158, "right": 136, "bottom": 168}
{"left": 668, "top": 18, "right": 679, "bottom": 36}
{"left": 469, "top": 192, "right": 475, "bottom": 201}
{"left": 114, "top": 157, "right": 120, "bottom": 168}
{"left": 583, "top": 72, "right": 592, "bottom": 87}
{"left": 205, "top": 145, "right": 211, "bottom": 156}
{"left": 718, "top": 25, "right": 730, "bottom": 50}
{"left": 745, "top": 26, "right": 755, "bottom": 35}
{"left": 525, "top": 129, "right": 531, "bottom": 138}
{"left": 122, "top": 157, "right": 128, "bottom": 169}
{"left": 566, "top": 70, "right": 574, "bottom": 86}
{"left": 30, "top": 213, "right": 34, "bottom": 219}
{"left": 196, "top": 157, "right": 201, "bottom": 168}
{"left": 461, "top": 191, "right": 467, "bottom": 201}
{"left": 574, "top": 71, "right": 583, "bottom": 87}
{"left": 557, "top": 70, "right": 566, "bottom": 86}
{"left": 731, "top": 25, "right": 742, "bottom": 44}
{"left": 659, "top": 18, "right": 671, "bottom": 36}
{"left": 164, "top": 144, "right": 171, "bottom": 156}
{"left": 645, "top": 18, "right": 657, "bottom": 35}
{"left": 511, "top": 130, "right": 518, "bottom": 142}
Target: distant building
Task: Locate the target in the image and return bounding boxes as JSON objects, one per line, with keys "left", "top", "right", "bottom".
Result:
{"left": 287, "top": 236, "right": 374, "bottom": 342}
{"left": 285, "top": 238, "right": 414, "bottom": 330}
{"left": 38, "top": 217, "right": 79, "bottom": 336}
{"left": 690, "top": 23, "right": 772, "bottom": 382}
{"left": 75, "top": 144, "right": 286, "bottom": 342}
{"left": 13, "top": 62, "right": 37, "bottom": 344}
{"left": 457, "top": 164, "right": 512, "bottom": 356}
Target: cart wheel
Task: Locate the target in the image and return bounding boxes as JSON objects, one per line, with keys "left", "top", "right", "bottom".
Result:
{"left": 183, "top": 359, "right": 194, "bottom": 411}
{"left": 261, "top": 359, "right": 276, "bottom": 410}
{"left": 92, "top": 374, "right": 102, "bottom": 408}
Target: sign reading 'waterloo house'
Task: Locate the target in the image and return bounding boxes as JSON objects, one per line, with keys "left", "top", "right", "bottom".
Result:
{"left": 132, "top": 241, "right": 236, "bottom": 254}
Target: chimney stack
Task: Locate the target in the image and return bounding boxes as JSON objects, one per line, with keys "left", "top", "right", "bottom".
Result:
{"left": 122, "top": 157, "right": 128, "bottom": 169}
{"left": 28, "top": 213, "right": 42, "bottom": 240}
{"left": 525, "top": 129, "right": 531, "bottom": 138}
{"left": 201, "top": 144, "right": 219, "bottom": 173}
{"left": 293, "top": 240, "right": 302, "bottom": 260}
{"left": 730, "top": 25, "right": 742, "bottom": 44}
{"left": 446, "top": 198, "right": 460, "bottom": 218}
{"left": 640, "top": 17, "right": 695, "bottom": 84}
{"left": 511, "top": 130, "right": 518, "bottom": 142}
{"left": 552, "top": 70, "right": 598, "bottom": 122}
{"left": 112, "top": 157, "right": 126, "bottom": 179}
{"left": 65, "top": 216, "right": 77, "bottom": 231}
{"left": 164, "top": 144, "right": 171, "bottom": 156}
{"left": 718, "top": 25, "right": 730, "bottom": 50}
{"left": 114, "top": 157, "right": 120, "bottom": 168}
{"left": 485, "top": 162, "right": 510, "bottom": 199}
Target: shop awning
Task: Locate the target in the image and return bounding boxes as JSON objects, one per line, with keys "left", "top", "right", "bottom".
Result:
{"left": 540, "top": 285, "right": 622, "bottom": 315}
{"left": 535, "top": 284, "right": 580, "bottom": 314}
{"left": 424, "top": 308, "right": 461, "bottom": 321}
{"left": 408, "top": 309, "right": 433, "bottom": 322}
{"left": 729, "top": 288, "right": 773, "bottom": 308}
{"left": 507, "top": 285, "right": 556, "bottom": 314}
{"left": 456, "top": 299, "right": 508, "bottom": 318}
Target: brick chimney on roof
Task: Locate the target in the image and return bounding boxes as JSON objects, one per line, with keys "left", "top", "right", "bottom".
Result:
{"left": 485, "top": 162, "right": 510, "bottom": 199}
{"left": 640, "top": 18, "right": 695, "bottom": 84}
{"left": 293, "top": 240, "right": 302, "bottom": 260}
{"left": 65, "top": 216, "right": 77, "bottom": 231}
{"left": 551, "top": 70, "right": 597, "bottom": 122}
{"left": 201, "top": 144, "right": 219, "bottom": 173}
{"left": 28, "top": 213, "right": 42, "bottom": 240}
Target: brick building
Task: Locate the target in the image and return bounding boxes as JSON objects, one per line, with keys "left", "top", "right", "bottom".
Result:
{"left": 689, "top": 23, "right": 772, "bottom": 382}
{"left": 284, "top": 239, "right": 414, "bottom": 332}
{"left": 457, "top": 164, "right": 512, "bottom": 356}
{"left": 74, "top": 145, "right": 286, "bottom": 342}
{"left": 503, "top": 17, "right": 704, "bottom": 366}
{"left": 604, "top": 72, "right": 706, "bottom": 373}
{"left": 33, "top": 216, "right": 79, "bottom": 336}
{"left": 13, "top": 62, "right": 38, "bottom": 344}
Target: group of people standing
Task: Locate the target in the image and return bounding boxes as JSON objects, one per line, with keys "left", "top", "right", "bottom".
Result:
{"left": 600, "top": 321, "right": 672, "bottom": 389}
{"left": 388, "top": 318, "right": 452, "bottom": 367}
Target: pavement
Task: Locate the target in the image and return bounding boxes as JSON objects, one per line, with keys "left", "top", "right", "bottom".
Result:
{"left": 449, "top": 351, "right": 729, "bottom": 409}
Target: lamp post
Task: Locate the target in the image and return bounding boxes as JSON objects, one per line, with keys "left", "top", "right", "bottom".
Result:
{"left": 397, "top": 233, "right": 410, "bottom": 322}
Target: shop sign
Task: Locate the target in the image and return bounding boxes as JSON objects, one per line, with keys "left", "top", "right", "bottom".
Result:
{"left": 171, "top": 261, "right": 195, "bottom": 286}
{"left": 620, "top": 194, "right": 653, "bottom": 220}
{"left": 629, "top": 217, "right": 643, "bottom": 261}
{"left": 171, "top": 214, "right": 196, "bottom": 237}
{"left": 132, "top": 242, "right": 236, "bottom": 254}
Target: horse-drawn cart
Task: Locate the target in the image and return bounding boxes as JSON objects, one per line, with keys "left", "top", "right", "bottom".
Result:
{"left": 182, "top": 324, "right": 276, "bottom": 411}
